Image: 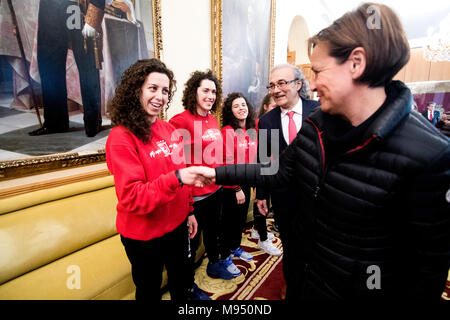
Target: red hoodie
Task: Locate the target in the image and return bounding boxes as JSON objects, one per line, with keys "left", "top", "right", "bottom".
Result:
{"left": 221, "top": 125, "right": 258, "bottom": 189}
{"left": 169, "top": 110, "right": 222, "bottom": 196}
{"left": 106, "top": 119, "right": 193, "bottom": 241}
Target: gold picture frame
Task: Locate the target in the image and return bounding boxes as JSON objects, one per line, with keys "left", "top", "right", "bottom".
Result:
{"left": 0, "top": 0, "right": 163, "bottom": 181}
{"left": 211, "top": 0, "right": 276, "bottom": 110}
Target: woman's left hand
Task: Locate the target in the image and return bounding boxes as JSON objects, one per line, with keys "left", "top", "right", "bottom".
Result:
{"left": 187, "top": 215, "right": 198, "bottom": 239}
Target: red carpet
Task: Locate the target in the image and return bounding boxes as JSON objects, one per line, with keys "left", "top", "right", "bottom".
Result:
{"left": 442, "top": 271, "right": 450, "bottom": 300}
{"left": 194, "top": 218, "right": 286, "bottom": 300}
{"left": 227, "top": 253, "right": 285, "bottom": 300}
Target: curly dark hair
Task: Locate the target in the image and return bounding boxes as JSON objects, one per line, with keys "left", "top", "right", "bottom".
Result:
{"left": 108, "top": 59, "right": 176, "bottom": 143}
{"left": 221, "top": 92, "right": 256, "bottom": 132}
{"left": 182, "top": 70, "right": 222, "bottom": 115}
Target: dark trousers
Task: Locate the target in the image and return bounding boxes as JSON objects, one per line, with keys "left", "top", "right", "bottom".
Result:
{"left": 221, "top": 186, "right": 251, "bottom": 256}
{"left": 189, "top": 189, "right": 223, "bottom": 272}
{"left": 271, "top": 191, "right": 300, "bottom": 299}
{"left": 37, "top": 0, "right": 101, "bottom": 133}
{"left": 120, "top": 221, "right": 191, "bottom": 301}
{"left": 252, "top": 195, "right": 270, "bottom": 241}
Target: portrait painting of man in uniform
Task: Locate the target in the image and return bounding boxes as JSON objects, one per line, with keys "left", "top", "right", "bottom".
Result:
{"left": 0, "top": 0, "right": 161, "bottom": 175}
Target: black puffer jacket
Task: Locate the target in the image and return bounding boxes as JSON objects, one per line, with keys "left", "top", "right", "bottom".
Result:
{"left": 216, "top": 81, "right": 450, "bottom": 300}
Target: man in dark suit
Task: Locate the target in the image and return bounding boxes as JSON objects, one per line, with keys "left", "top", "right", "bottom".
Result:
{"left": 421, "top": 102, "right": 440, "bottom": 126}
{"left": 256, "top": 64, "right": 319, "bottom": 299}
{"left": 30, "top": 0, "right": 105, "bottom": 137}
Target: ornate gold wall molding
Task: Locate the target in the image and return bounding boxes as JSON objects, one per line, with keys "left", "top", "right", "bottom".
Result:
{"left": 270, "top": 0, "right": 276, "bottom": 71}
{"left": 152, "top": 0, "right": 163, "bottom": 60}
{"left": 0, "top": 150, "right": 106, "bottom": 181}
{"left": 152, "top": 0, "right": 167, "bottom": 120}
{"left": 210, "top": 0, "right": 223, "bottom": 82}
{"left": 0, "top": 164, "right": 111, "bottom": 199}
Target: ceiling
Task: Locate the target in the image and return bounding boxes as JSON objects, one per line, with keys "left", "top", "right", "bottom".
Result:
{"left": 319, "top": 0, "right": 450, "bottom": 41}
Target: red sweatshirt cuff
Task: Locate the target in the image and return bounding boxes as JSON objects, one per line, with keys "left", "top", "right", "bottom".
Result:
{"left": 168, "top": 171, "right": 182, "bottom": 190}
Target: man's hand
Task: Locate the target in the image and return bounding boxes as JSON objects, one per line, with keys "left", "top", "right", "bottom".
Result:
{"left": 187, "top": 215, "right": 198, "bottom": 239}
{"left": 82, "top": 23, "right": 98, "bottom": 38}
{"left": 256, "top": 199, "right": 268, "bottom": 216}
{"left": 236, "top": 189, "right": 245, "bottom": 205}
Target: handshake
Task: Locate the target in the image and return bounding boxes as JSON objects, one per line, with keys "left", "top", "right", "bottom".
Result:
{"left": 178, "top": 166, "right": 217, "bottom": 188}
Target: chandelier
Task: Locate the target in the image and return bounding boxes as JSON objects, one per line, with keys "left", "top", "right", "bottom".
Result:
{"left": 423, "top": 14, "right": 450, "bottom": 62}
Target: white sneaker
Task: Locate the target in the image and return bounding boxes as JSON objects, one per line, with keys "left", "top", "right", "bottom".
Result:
{"left": 258, "top": 239, "right": 282, "bottom": 256}
{"left": 251, "top": 228, "right": 274, "bottom": 240}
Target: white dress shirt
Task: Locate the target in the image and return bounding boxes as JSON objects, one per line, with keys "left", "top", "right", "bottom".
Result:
{"left": 280, "top": 98, "right": 303, "bottom": 145}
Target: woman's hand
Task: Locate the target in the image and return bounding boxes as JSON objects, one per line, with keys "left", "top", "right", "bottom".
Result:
{"left": 178, "top": 167, "right": 216, "bottom": 187}
{"left": 187, "top": 215, "right": 198, "bottom": 239}
{"left": 236, "top": 189, "right": 245, "bottom": 204}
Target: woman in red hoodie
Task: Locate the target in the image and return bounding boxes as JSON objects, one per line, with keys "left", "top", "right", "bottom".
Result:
{"left": 169, "top": 70, "right": 236, "bottom": 280}
{"left": 220, "top": 92, "right": 258, "bottom": 276}
{"left": 106, "top": 59, "right": 211, "bottom": 301}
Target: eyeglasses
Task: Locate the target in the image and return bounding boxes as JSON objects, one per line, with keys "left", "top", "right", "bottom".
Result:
{"left": 266, "top": 79, "right": 298, "bottom": 91}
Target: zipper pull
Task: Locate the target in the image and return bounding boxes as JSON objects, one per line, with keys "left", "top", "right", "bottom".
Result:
{"left": 314, "top": 186, "right": 320, "bottom": 198}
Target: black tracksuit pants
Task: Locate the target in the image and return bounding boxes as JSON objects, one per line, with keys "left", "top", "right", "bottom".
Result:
{"left": 189, "top": 189, "right": 223, "bottom": 269}
{"left": 120, "top": 220, "right": 191, "bottom": 301}
{"left": 220, "top": 186, "right": 251, "bottom": 256}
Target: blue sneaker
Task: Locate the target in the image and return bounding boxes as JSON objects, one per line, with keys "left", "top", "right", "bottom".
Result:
{"left": 222, "top": 256, "right": 241, "bottom": 277}
{"left": 189, "top": 283, "right": 211, "bottom": 300}
{"left": 232, "top": 247, "right": 253, "bottom": 262}
{"left": 206, "top": 260, "right": 235, "bottom": 280}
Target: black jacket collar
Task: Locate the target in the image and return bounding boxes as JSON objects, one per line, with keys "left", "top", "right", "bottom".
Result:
{"left": 309, "top": 81, "right": 413, "bottom": 144}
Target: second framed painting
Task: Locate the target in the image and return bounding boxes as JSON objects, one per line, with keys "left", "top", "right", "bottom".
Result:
{"left": 211, "top": 0, "right": 276, "bottom": 112}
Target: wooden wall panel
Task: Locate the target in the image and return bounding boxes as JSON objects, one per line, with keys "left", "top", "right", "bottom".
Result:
{"left": 393, "top": 65, "right": 406, "bottom": 82}
{"left": 299, "top": 64, "right": 314, "bottom": 86}
{"left": 287, "top": 50, "right": 296, "bottom": 65}
{"left": 429, "top": 60, "right": 450, "bottom": 81}
{"left": 404, "top": 48, "right": 431, "bottom": 83}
